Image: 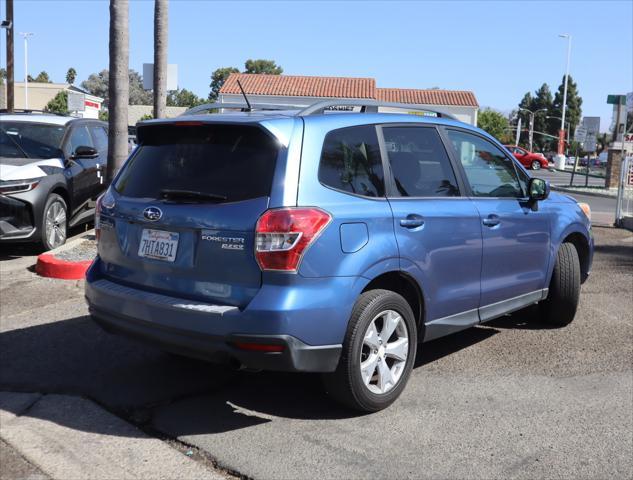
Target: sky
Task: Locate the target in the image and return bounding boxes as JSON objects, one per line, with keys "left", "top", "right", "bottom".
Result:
{"left": 2, "top": 0, "right": 632, "bottom": 131}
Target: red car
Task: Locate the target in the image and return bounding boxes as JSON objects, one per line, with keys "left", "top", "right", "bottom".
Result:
{"left": 504, "top": 145, "right": 549, "bottom": 170}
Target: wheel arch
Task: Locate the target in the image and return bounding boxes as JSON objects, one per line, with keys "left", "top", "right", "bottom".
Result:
{"left": 361, "top": 271, "right": 425, "bottom": 339}
{"left": 561, "top": 231, "right": 591, "bottom": 283}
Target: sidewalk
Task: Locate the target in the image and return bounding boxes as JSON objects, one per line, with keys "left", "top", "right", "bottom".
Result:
{"left": 0, "top": 392, "right": 227, "bottom": 480}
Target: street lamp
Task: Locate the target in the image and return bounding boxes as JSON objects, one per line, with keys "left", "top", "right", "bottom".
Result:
{"left": 19, "top": 32, "right": 33, "bottom": 109}
{"left": 556, "top": 33, "right": 572, "bottom": 168}
{"left": 546, "top": 115, "right": 571, "bottom": 150}
{"left": 519, "top": 107, "right": 547, "bottom": 152}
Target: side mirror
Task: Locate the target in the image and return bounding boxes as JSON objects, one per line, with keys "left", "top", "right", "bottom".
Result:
{"left": 528, "top": 177, "right": 549, "bottom": 202}
{"left": 73, "top": 145, "right": 98, "bottom": 159}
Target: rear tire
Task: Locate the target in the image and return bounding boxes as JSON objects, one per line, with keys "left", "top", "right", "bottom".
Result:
{"left": 40, "top": 194, "right": 68, "bottom": 251}
{"left": 531, "top": 160, "right": 541, "bottom": 170}
{"left": 322, "top": 289, "right": 417, "bottom": 412}
{"left": 540, "top": 243, "right": 580, "bottom": 326}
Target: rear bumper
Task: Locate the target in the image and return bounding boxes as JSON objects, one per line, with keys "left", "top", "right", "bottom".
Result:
{"left": 90, "top": 305, "right": 341, "bottom": 372}
{"left": 84, "top": 258, "right": 364, "bottom": 372}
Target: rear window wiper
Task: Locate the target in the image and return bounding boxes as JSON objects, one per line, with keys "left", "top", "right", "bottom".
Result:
{"left": 160, "top": 189, "right": 227, "bottom": 203}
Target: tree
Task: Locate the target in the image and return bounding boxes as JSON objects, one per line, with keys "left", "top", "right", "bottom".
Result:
{"left": 107, "top": 0, "right": 130, "bottom": 182}
{"left": 551, "top": 75, "right": 582, "bottom": 141}
{"left": 66, "top": 67, "right": 77, "bottom": 85}
{"left": 167, "top": 88, "right": 203, "bottom": 107}
{"left": 82, "top": 70, "right": 109, "bottom": 103}
{"left": 44, "top": 90, "right": 68, "bottom": 114}
{"left": 477, "top": 108, "right": 510, "bottom": 141}
{"left": 30, "top": 71, "right": 51, "bottom": 83}
{"left": 128, "top": 70, "right": 152, "bottom": 105}
{"left": 0, "top": 68, "right": 6, "bottom": 85}
{"left": 531, "top": 83, "right": 553, "bottom": 150}
{"left": 153, "top": 0, "right": 168, "bottom": 118}
{"left": 244, "top": 59, "right": 283, "bottom": 75}
{"left": 208, "top": 66, "right": 239, "bottom": 101}
{"left": 82, "top": 69, "right": 151, "bottom": 107}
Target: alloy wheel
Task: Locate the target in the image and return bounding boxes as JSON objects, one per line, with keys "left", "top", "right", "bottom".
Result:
{"left": 532, "top": 160, "right": 541, "bottom": 170}
{"left": 359, "top": 309, "right": 409, "bottom": 394}
{"left": 45, "top": 201, "right": 67, "bottom": 249}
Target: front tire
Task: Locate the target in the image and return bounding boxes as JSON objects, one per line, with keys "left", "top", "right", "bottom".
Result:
{"left": 40, "top": 194, "right": 68, "bottom": 251}
{"left": 531, "top": 160, "right": 541, "bottom": 170}
{"left": 541, "top": 243, "right": 580, "bottom": 326}
{"left": 322, "top": 289, "right": 417, "bottom": 412}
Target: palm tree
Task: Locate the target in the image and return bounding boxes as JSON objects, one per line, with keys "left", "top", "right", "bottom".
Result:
{"left": 66, "top": 67, "right": 77, "bottom": 85}
{"left": 107, "top": 0, "right": 129, "bottom": 182}
{"left": 153, "top": 0, "right": 168, "bottom": 118}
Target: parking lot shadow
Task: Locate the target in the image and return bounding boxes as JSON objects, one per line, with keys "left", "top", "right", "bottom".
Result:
{"left": 0, "top": 305, "right": 543, "bottom": 437}
{"left": 0, "top": 315, "right": 467, "bottom": 436}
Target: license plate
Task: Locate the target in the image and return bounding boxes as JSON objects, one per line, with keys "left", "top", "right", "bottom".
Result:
{"left": 138, "top": 229, "right": 179, "bottom": 262}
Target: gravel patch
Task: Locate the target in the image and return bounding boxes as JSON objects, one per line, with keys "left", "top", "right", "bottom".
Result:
{"left": 54, "top": 240, "right": 97, "bottom": 262}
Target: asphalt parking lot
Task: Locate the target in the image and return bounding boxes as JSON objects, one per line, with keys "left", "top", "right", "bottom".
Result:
{"left": 0, "top": 226, "right": 632, "bottom": 479}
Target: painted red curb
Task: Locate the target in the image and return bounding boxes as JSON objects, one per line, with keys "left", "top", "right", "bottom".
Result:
{"left": 35, "top": 253, "right": 92, "bottom": 280}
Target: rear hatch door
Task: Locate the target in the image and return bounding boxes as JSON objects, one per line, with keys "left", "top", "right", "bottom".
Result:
{"left": 98, "top": 122, "right": 280, "bottom": 308}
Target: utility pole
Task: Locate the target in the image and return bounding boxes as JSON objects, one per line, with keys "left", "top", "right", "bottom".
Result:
{"left": 153, "top": 0, "right": 168, "bottom": 118}
{"left": 556, "top": 33, "right": 572, "bottom": 168}
{"left": 19, "top": 32, "right": 33, "bottom": 109}
{"left": 4, "top": 0, "right": 14, "bottom": 112}
{"left": 519, "top": 107, "right": 547, "bottom": 152}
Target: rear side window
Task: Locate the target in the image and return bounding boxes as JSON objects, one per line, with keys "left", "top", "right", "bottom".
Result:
{"left": 318, "top": 125, "right": 385, "bottom": 197}
{"left": 382, "top": 126, "right": 459, "bottom": 197}
{"left": 113, "top": 124, "right": 278, "bottom": 202}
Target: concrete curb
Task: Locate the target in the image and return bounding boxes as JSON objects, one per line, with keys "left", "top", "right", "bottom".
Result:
{"left": 0, "top": 392, "right": 225, "bottom": 480}
{"left": 35, "top": 230, "right": 95, "bottom": 280}
{"left": 551, "top": 185, "right": 617, "bottom": 199}
{"left": 35, "top": 254, "right": 92, "bottom": 280}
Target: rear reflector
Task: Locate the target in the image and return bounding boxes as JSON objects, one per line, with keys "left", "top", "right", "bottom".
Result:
{"left": 255, "top": 207, "right": 331, "bottom": 272}
{"left": 233, "top": 342, "right": 285, "bottom": 353}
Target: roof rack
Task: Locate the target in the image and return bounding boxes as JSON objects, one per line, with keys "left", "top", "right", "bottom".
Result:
{"left": 297, "top": 99, "right": 458, "bottom": 120}
{"left": 0, "top": 109, "right": 70, "bottom": 117}
{"left": 181, "top": 100, "right": 460, "bottom": 122}
{"left": 182, "top": 102, "right": 305, "bottom": 116}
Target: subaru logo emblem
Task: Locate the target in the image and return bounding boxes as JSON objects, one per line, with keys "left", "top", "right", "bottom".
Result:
{"left": 143, "top": 206, "right": 162, "bottom": 221}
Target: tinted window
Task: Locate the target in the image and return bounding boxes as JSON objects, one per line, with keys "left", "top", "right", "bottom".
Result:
{"left": 447, "top": 130, "right": 523, "bottom": 198}
{"left": 318, "top": 125, "right": 384, "bottom": 197}
{"left": 114, "top": 124, "right": 278, "bottom": 202}
{"left": 0, "top": 122, "right": 65, "bottom": 159}
{"left": 383, "top": 126, "right": 459, "bottom": 197}
{"left": 67, "top": 125, "right": 93, "bottom": 156}
{"left": 90, "top": 126, "right": 108, "bottom": 152}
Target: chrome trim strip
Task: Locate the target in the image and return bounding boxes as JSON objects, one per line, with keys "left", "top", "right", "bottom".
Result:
{"left": 423, "top": 308, "right": 479, "bottom": 342}
{"left": 90, "top": 279, "right": 239, "bottom": 316}
{"left": 479, "top": 289, "right": 547, "bottom": 323}
{"left": 423, "top": 288, "right": 549, "bottom": 342}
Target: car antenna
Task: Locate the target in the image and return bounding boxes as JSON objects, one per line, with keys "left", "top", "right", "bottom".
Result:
{"left": 236, "top": 80, "right": 252, "bottom": 112}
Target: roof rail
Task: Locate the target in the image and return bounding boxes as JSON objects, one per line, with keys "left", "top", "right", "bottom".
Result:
{"left": 0, "top": 109, "right": 70, "bottom": 116}
{"left": 297, "top": 99, "right": 459, "bottom": 121}
{"left": 182, "top": 102, "right": 305, "bottom": 116}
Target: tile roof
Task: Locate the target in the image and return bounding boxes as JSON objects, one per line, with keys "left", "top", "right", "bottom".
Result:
{"left": 220, "top": 73, "right": 479, "bottom": 108}
{"left": 220, "top": 73, "right": 375, "bottom": 99}
{"left": 376, "top": 88, "right": 479, "bottom": 107}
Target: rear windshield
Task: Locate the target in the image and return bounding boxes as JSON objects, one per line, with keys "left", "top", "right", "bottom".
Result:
{"left": 113, "top": 124, "right": 278, "bottom": 202}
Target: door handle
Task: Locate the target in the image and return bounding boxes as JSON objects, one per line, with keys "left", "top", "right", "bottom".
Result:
{"left": 482, "top": 214, "right": 500, "bottom": 227}
{"left": 400, "top": 214, "right": 425, "bottom": 229}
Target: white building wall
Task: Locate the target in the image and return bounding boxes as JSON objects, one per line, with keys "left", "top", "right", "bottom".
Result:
{"left": 219, "top": 93, "right": 478, "bottom": 125}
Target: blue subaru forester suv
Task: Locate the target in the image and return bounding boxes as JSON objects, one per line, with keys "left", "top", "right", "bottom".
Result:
{"left": 86, "top": 100, "right": 593, "bottom": 412}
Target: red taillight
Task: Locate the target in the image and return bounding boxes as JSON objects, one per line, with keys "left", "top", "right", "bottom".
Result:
{"left": 255, "top": 207, "right": 331, "bottom": 272}
{"left": 233, "top": 342, "right": 285, "bottom": 353}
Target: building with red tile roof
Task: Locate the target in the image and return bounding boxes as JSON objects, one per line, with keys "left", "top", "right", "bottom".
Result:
{"left": 219, "top": 73, "right": 479, "bottom": 124}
